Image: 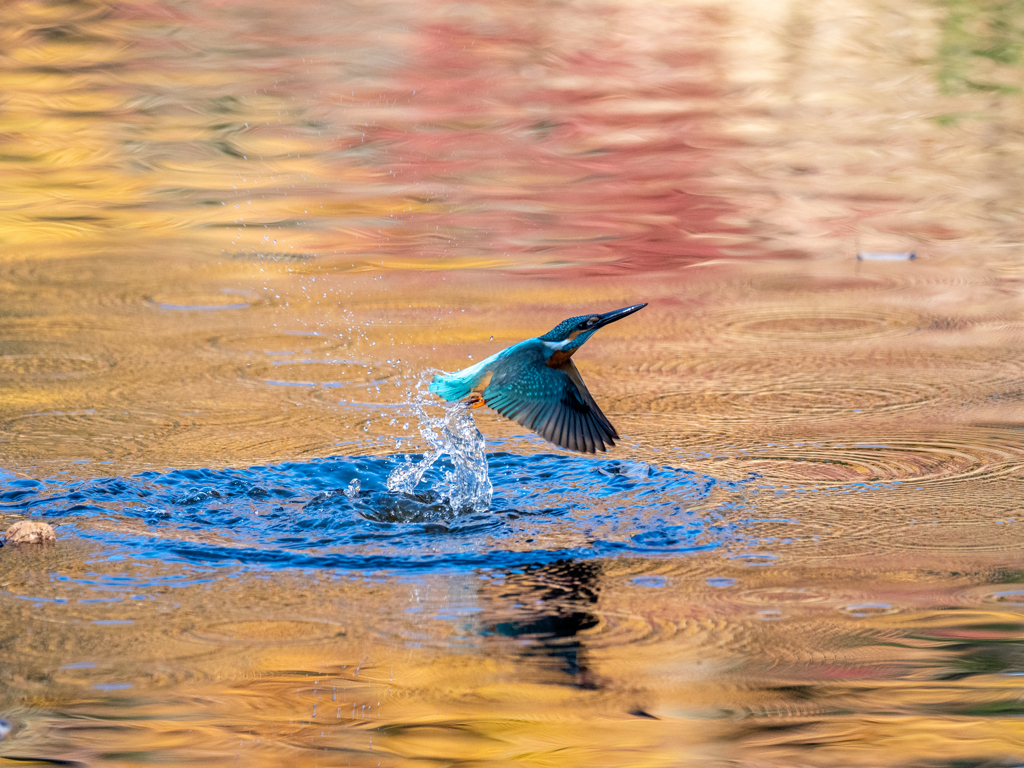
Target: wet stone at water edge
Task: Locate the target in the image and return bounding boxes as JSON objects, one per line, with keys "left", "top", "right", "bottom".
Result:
{"left": 2, "top": 520, "right": 56, "bottom": 546}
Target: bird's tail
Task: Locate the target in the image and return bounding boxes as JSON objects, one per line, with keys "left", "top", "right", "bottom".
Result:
{"left": 428, "top": 372, "right": 474, "bottom": 402}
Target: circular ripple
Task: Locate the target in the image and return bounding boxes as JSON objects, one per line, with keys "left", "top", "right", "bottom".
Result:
{"left": 837, "top": 602, "right": 898, "bottom": 617}
{"left": 0, "top": 354, "right": 109, "bottom": 380}
{"left": 736, "top": 587, "right": 833, "bottom": 606}
{"left": 699, "top": 430, "right": 1024, "bottom": 488}
{"left": 256, "top": 360, "right": 397, "bottom": 387}
{"left": 206, "top": 333, "right": 398, "bottom": 387}
{"left": 0, "top": 403, "right": 308, "bottom": 468}
{"left": 738, "top": 263, "right": 1001, "bottom": 299}
{"left": 0, "top": 409, "right": 189, "bottom": 463}
{"left": 712, "top": 306, "right": 919, "bottom": 344}
{"left": 745, "top": 272, "right": 911, "bottom": 295}
{"left": 207, "top": 332, "right": 338, "bottom": 355}
{"left": 642, "top": 378, "right": 946, "bottom": 424}
{"left": 617, "top": 345, "right": 1024, "bottom": 391}
{"left": 1, "top": 260, "right": 207, "bottom": 316}
{"left": 187, "top": 620, "right": 346, "bottom": 646}
{"left": 0, "top": 408, "right": 182, "bottom": 438}
{"left": 576, "top": 611, "right": 677, "bottom": 649}
{"left": 146, "top": 290, "right": 263, "bottom": 312}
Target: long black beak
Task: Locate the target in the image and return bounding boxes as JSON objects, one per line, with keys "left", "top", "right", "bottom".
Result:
{"left": 594, "top": 303, "right": 647, "bottom": 329}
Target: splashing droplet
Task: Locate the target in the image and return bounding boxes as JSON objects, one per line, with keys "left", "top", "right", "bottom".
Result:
{"left": 386, "top": 377, "right": 492, "bottom": 513}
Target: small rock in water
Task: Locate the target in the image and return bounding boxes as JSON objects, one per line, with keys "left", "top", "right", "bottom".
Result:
{"left": 3, "top": 520, "right": 56, "bottom": 545}
{"left": 856, "top": 251, "right": 916, "bottom": 261}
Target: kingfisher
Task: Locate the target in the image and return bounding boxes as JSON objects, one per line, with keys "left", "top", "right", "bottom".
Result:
{"left": 429, "top": 303, "right": 647, "bottom": 453}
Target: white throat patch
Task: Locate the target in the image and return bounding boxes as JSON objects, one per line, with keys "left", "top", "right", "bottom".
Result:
{"left": 542, "top": 339, "right": 574, "bottom": 351}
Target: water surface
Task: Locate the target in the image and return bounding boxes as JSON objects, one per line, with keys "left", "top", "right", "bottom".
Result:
{"left": 2, "top": 0, "right": 1024, "bottom": 765}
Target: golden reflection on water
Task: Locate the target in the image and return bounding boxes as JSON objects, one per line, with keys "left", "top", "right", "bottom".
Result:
{"left": 2, "top": 0, "right": 1024, "bottom": 764}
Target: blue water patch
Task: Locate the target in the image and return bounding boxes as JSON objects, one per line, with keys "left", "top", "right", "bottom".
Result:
{"left": 631, "top": 575, "right": 668, "bottom": 588}
{"left": 92, "top": 683, "right": 133, "bottom": 691}
{"left": 707, "top": 576, "right": 736, "bottom": 587}
{"left": 0, "top": 453, "right": 751, "bottom": 573}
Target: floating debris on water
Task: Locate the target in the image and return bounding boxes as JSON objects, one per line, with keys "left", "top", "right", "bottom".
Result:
{"left": 856, "top": 251, "right": 916, "bottom": 261}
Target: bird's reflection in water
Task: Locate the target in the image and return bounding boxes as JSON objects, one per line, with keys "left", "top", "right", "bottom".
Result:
{"left": 481, "top": 559, "right": 603, "bottom": 688}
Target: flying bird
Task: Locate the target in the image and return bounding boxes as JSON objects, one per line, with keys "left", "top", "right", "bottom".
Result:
{"left": 429, "top": 304, "right": 647, "bottom": 452}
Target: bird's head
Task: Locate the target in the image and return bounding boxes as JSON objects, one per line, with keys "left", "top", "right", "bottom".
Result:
{"left": 537, "top": 303, "right": 647, "bottom": 355}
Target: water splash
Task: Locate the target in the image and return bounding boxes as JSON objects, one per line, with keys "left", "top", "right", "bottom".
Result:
{"left": 0, "top": 452, "right": 744, "bottom": 571}
{"left": 386, "top": 377, "right": 492, "bottom": 514}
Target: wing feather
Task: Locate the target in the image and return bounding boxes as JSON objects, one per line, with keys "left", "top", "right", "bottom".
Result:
{"left": 581, "top": 411, "right": 598, "bottom": 454}
{"left": 541, "top": 402, "right": 562, "bottom": 447}
{"left": 520, "top": 402, "right": 542, "bottom": 432}
{"left": 561, "top": 361, "right": 618, "bottom": 451}
{"left": 578, "top": 411, "right": 595, "bottom": 453}
{"left": 534, "top": 402, "right": 553, "bottom": 443}
{"left": 589, "top": 413, "right": 604, "bottom": 453}
{"left": 576, "top": 410, "right": 590, "bottom": 453}
{"left": 544, "top": 405, "right": 561, "bottom": 448}
{"left": 560, "top": 365, "right": 606, "bottom": 452}
{"left": 508, "top": 398, "right": 529, "bottom": 421}
{"left": 558, "top": 409, "right": 570, "bottom": 451}
{"left": 479, "top": 341, "right": 620, "bottom": 453}
{"left": 589, "top": 410, "right": 608, "bottom": 452}
{"left": 564, "top": 402, "right": 582, "bottom": 452}
{"left": 544, "top": 406, "right": 559, "bottom": 448}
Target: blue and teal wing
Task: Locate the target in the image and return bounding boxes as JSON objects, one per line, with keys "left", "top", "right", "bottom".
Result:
{"left": 482, "top": 344, "right": 618, "bottom": 453}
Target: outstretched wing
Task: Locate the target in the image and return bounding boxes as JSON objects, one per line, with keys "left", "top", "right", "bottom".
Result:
{"left": 481, "top": 342, "right": 618, "bottom": 453}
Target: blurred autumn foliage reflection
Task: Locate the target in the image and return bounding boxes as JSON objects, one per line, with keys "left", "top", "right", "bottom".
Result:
{"left": 3, "top": 0, "right": 1024, "bottom": 765}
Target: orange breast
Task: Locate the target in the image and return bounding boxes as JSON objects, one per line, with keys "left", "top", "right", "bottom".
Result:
{"left": 546, "top": 350, "right": 574, "bottom": 367}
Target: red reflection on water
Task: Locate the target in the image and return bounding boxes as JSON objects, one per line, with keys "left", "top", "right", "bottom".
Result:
{"left": 328, "top": 3, "right": 757, "bottom": 273}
